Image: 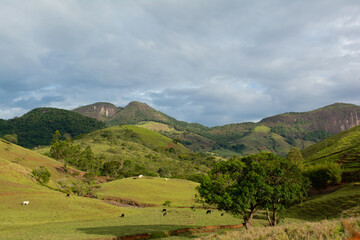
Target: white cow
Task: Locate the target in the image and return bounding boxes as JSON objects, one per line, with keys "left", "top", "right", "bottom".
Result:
{"left": 138, "top": 175, "right": 143, "bottom": 178}
{"left": 22, "top": 201, "right": 29, "bottom": 205}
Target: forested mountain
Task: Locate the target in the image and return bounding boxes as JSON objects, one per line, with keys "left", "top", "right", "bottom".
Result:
{"left": 0, "top": 108, "right": 105, "bottom": 148}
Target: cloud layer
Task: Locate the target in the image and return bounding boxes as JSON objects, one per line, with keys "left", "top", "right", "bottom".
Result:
{"left": 1, "top": 0, "right": 359, "bottom": 126}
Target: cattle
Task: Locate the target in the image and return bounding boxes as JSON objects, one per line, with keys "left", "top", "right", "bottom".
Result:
{"left": 221, "top": 213, "right": 224, "bottom": 216}
{"left": 120, "top": 214, "right": 125, "bottom": 218}
{"left": 22, "top": 201, "right": 29, "bottom": 205}
{"left": 163, "top": 212, "right": 167, "bottom": 216}
{"left": 138, "top": 175, "right": 143, "bottom": 178}
{"left": 162, "top": 209, "right": 166, "bottom": 212}
{"left": 206, "top": 210, "right": 211, "bottom": 214}
{"left": 66, "top": 193, "right": 70, "bottom": 197}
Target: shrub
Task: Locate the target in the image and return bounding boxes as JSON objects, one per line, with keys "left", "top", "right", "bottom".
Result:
{"left": 32, "top": 166, "right": 51, "bottom": 184}
{"left": 3, "top": 134, "right": 18, "bottom": 144}
{"left": 303, "top": 163, "right": 342, "bottom": 189}
{"left": 163, "top": 200, "right": 171, "bottom": 207}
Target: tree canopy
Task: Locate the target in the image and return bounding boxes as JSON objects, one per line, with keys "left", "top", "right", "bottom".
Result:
{"left": 197, "top": 152, "right": 309, "bottom": 229}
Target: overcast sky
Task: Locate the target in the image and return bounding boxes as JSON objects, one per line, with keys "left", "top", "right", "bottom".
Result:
{"left": 1, "top": 0, "right": 360, "bottom": 126}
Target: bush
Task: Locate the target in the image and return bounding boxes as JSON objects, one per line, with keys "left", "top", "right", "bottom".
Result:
{"left": 303, "top": 163, "right": 342, "bottom": 189}
{"left": 3, "top": 134, "right": 18, "bottom": 144}
{"left": 163, "top": 200, "right": 171, "bottom": 207}
{"left": 32, "top": 166, "right": 51, "bottom": 184}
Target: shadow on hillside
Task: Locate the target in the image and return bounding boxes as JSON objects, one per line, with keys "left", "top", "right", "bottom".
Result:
{"left": 77, "top": 224, "right": 197, "bottom": 238}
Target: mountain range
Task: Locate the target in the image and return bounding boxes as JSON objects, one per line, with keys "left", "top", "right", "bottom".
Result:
{"left": 74, "top": 101, "right": 360, "bottom": 156}
{"left": 1, "top": 101, "right": 360, "bottom": 156}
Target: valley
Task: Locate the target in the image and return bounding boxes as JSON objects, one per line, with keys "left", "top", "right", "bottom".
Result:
{"left": 1, "top": 102, "right": 360, "bottom": 239}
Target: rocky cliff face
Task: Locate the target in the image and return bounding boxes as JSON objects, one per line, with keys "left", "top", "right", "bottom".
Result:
{"left": 73, "top": 102, "right": 120, "bottom": 121}
{"left": 260, "top": 103, "right": 360, "bottom": 134}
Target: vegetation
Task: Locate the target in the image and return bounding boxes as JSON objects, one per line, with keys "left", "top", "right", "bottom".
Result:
{"left": 302, "top": 124, "right": 360, "bottom": 171}
{"left": 0, "top": 108, "right": 105, "bottom": 148}
{"left": 41, "top": 127, "right": 218, "bottom": 181}
{"left": 197, "top": 153, "right": 309, "bottom": 229}
{"left": 32, "top": 166, "right": 51, "bottom": 184}
{"left": 3, "top": 133, "right": 18, "bottom": 144}
{"left": 303, "top": 163, "right": 342, "bottom": 189}
{"left": 286, "top": 147, "right": 304, "bottom": 168}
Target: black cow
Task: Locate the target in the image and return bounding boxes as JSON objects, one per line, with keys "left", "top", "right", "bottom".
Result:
{"left": 206, "top": 210, "right": 212, "bottom": 214}
{"left": 221, "top": 213, "right": 224, "bottom": 216}
{"left": 120, "top": 214, "right": 125, "bottom": 217}
{"left": 162, "top": 209, "right": 167, "bottom": 212}
{"left": 163, "top": 212, "right": 167, "bottom": 216}
{"left": 66, "top": 193, "right": 70, "bottom": 197}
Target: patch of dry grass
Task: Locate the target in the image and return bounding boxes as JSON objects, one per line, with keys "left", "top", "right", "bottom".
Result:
{"left": 198, "top": 217, "right": 360, "bottom": 240}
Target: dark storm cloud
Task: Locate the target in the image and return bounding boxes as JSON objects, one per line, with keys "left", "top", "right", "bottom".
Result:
{"left": 0, "top": 0, "right": 360, "bottom": 125}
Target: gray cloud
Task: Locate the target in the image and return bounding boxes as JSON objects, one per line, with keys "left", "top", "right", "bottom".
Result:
{"left": 0, "top": 0, "right": 360, "bottom": 126}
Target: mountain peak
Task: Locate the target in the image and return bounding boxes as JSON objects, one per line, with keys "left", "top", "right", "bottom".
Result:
{"left": 73, "top": 102, "right": 119, "bottom": 121}
{"left": 126, "top": 101, "right": 152, "bottom": 110}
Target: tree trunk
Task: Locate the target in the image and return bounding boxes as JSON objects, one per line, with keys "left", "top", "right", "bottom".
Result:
{"left": 243, "top": 211, "right": 255, "bottom": 230}
{"left": 266, "top": 208, "right": 278, "bottom": 226}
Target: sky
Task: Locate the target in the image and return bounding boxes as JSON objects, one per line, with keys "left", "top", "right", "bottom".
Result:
{"left": 1, "top": 0, "right": 360, "bottom": 126}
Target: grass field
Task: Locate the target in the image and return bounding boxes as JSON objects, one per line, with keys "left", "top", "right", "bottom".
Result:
{"left": 95, "top": 177, "right": 199, "bottom": 207}
{"left": 0, "top": 140, "right": 242, "bottom": 239}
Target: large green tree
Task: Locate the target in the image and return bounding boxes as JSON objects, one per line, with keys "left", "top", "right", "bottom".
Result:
{"left": 197, "top": 152, "right": 309, "bottom": 229}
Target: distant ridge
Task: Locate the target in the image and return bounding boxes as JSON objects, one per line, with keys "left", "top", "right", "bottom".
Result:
{"left": 72, "top": 101, "right": 360, "bottom": 156}
{"left": 260, "top": 103, "right": 360, "bottom": 134}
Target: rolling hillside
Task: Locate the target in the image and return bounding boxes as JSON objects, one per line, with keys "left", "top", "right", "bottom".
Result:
{"left": 302, "top": 125, "right": 360, "bottom": 171}
{"left": 37, "top": 125, "right": 217, "bottom": 180}
{"left": 0, "top": 139, "right": 240, "bottom": 240}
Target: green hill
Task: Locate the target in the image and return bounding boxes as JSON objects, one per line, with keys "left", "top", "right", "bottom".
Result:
{"left": 38, "top": 125, "right": 217, "bottom": 180}
{"left": 302, "top": 125, "right": 360, "bottom": 171}
{"left": 0, "top": 108, "right": 105, "bottom": 148}
{"left": 0, "top": 139, "right": 240, "bottom": 240}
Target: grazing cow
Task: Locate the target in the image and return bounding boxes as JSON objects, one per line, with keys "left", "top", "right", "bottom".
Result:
{"left": 138, "top": 175, "right": 143, "bottom": 178}
{"left": 22, "top": 201, "right": 29, "bottom": 205}
{"left": 206, "top": 210, "right": 211, "bottom": 214}
{"left": 221, "top": 213, "right": 224, "bottom": 216}
{"left": 133, "top": 177, "right": 137, "bottom": 180}
{"left": 163, "top": 212, "right": 167, "bottom": 216}
{"left": 66, "top": 193, "right": 70, "bottom": 197}
{"left": 120, "top": 214, "right": 125, "bottom": 218}
{"left": 162, "top": 209, "right": 167, "bottom": 212}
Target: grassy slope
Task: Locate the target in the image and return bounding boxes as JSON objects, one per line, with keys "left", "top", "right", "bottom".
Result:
{"left": 96, "top": 177, "right": 199, "bottom": 207}
{"left": 137, "top": 121, "right": 219, "bottom": 153}
{"left": 302, "top": 125, "right": 360, "bottom": 171}
{"left": 0, "top": 140, "right": 241, "bottom": 239}
{"left": 284, "top": 183, "right": 360, "bottom": 221}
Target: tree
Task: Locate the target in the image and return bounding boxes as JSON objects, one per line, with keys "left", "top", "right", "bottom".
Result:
{"left": 263, "top": 157, "right": 309, "bottom": 226}
{"left": 286, "top": 147, "right": 304, "bottom": 169}
{"left": 197, "top": 153, "right": 309, "bottom": 229}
